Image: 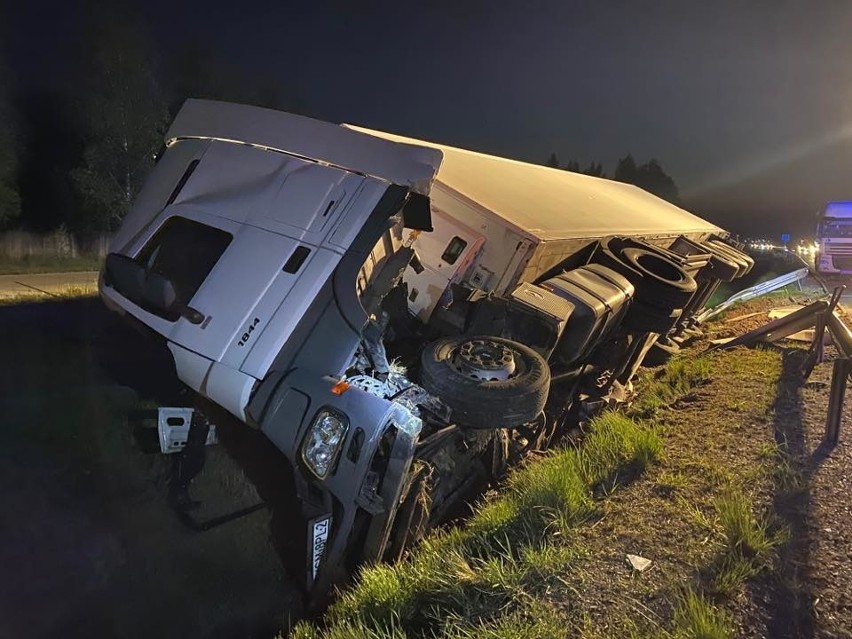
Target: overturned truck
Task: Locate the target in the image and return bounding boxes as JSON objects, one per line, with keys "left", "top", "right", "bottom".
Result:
{"left": 99, "top": 99, "right": 754, "bottom": 606}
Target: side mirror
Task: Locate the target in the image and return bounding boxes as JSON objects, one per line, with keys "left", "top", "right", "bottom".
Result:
{"left": 142, "top": 273, "right": 205, "bottom": 324}
{"left": 104, "top": 253, "right": 146, "bottom": 305}
{"left": 142, "top": 272, "right": 180, "bottom": 320}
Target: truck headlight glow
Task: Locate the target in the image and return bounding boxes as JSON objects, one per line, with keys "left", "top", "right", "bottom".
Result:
{"left": 301, "top": 408, "right": 349, "bottom": 479}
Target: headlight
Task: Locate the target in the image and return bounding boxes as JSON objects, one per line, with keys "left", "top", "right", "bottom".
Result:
{"left": 301, "top": 408, "right": 349, "bottom": 479}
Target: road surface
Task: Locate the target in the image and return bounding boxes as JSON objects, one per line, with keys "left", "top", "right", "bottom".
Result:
{"left": 0, "top": 271, "right": 99, "bottom": 299}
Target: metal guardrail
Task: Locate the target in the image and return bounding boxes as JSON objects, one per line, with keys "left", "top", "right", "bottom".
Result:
{"left": 708, "top": 283, "right": 849, "bottom": 446}
{"left": 695, "top": 267, "right": 810, "bottom": 324}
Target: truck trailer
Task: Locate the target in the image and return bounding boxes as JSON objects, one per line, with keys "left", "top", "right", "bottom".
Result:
{"left": 99, "top": 99, "right": 753, "bottom": 606}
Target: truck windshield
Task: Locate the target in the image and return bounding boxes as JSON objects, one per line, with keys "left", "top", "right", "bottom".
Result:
{"left": 818, "top": 219, "right": 852, "bottom": 238}
{"left": 137, "top": 216, "right": 233, "bottom": 305}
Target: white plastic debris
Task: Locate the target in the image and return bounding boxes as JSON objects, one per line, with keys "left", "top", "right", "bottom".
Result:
{"left": 626, "top": 554, "right": 652, "bottom": 572}
{"left": 157, "top": 407, "right": 217, "bottom": 454}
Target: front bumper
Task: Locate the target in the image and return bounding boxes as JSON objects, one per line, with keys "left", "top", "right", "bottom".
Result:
{"left": 253, "top": 369, "right": 421, "bottom": 607}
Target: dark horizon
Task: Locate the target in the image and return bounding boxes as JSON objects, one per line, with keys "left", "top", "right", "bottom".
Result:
{"left": 4, "top": 0, "right": 850, "bottom": 239}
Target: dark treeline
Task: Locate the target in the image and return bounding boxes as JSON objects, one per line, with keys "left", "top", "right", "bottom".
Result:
{"left": 0, "top": 4, "right": 304, "bottom": 238}
{"left": 545, "top": 152, "right": 680, "bottom": 204}
{"left": 0, "top": 3, "right": 682, "bottom": 239}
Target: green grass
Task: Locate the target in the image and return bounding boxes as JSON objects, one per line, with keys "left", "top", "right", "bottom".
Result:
{"left": 0, "top": 254, "right": 102, "bottom": 275}
{"left": 759, "top": 440, "right": 806, "bottom": 494}
{"left": 672, "top": 589, "right": 735, "bottom": 639}
{"left": 293, "top": 412, "right": 660, "bottom": 638}
{"left": 632, "top": 355, "right": 712, "bottom": 418}
{"left": 704, "top": 489, "right": 786, "bottom": 594}
{"left": 0, "top": 283, "right": 97, "bottom": 305}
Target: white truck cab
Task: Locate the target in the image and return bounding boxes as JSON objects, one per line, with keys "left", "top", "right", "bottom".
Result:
{"left": 102, "top": 100, "right": 442, "bottom": 420}
{"left": 815, "top": 201, "right": 852, "bottom": 274}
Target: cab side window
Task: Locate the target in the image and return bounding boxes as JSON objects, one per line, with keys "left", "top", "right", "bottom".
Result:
{"left": 137, "top": 217, "right": 232, "bottom": 304}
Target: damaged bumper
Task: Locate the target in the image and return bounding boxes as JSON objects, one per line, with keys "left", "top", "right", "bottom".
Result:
{"left": 250, "top": 369, "right": 421, "bottom": 605}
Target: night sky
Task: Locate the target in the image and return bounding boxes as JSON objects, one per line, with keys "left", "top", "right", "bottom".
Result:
{"left": 5, "top": 0, "right": 851, "bottom": 238}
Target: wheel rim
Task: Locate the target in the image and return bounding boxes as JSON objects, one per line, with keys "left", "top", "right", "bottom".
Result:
{"left": 451, "top": 338, "right": 517, "bottom": 381}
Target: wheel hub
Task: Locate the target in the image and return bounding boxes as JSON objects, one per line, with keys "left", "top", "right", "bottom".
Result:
{"left": 452, "top": 339, "right": 516, "bottom": 381}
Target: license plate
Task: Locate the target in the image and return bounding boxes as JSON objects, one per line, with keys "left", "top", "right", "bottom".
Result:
{"left": 310, "top": 515, "right": 332, "bottom": 580}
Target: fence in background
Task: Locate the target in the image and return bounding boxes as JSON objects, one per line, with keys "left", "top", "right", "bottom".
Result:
{"left": 0, "top": 230, "right": 111, "bottom": 259}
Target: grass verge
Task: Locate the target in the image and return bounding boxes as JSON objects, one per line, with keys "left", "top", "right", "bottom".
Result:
{"left": 0, "top": 283, "right": 97, "bottom": 305}
{"left": 631, "top": 355, "right": 712, "bottom": 418}
{"left": 0, "top": 254, "right": 102, "bottom": 275}
{"left": 293, "top": 411, "right": 662, "bottom": 638}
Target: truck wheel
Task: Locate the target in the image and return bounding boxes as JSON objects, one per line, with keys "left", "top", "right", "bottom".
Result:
{"left": 703, "top": 252, "right": 740, "bottom": 282}
{"left": 420, "top": 336, "right": 550, "bottom": 429}
{"left": 707, "top": 241, "right": 754, "bottom": 276}
{"left": 619, "top": 247, "right": 697, "bottom": 308}
{"left": 594, "top": 239, "right": 696, "bottom": 309}
{"left": 641, "top": 335, "right": 680, "bottom": 367}
{"left": 622, "top": 300, "right": 683, "bottom": 334}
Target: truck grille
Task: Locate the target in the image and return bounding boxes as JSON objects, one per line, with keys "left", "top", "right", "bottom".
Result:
{"left": 825, "top": 244, "right": 852, "bottom": 256}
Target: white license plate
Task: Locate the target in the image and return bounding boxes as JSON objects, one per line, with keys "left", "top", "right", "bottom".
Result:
{"left": 310, "top": 516, "right": 332, "bottom": 580}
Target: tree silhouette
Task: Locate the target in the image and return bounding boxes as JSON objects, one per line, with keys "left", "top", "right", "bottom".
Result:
{"left": 583, "top": 162, "right": 605, "bottom": 178}
{"left": 614, "top": 154, "right": 679, "bottom": 203}
{"left": 546, "top": 152, "right": 560, "bottom": 169}
{"left": 0, "top": 55, "right": 20, "bottom": 228}
{"left": 614, "top": 154, "right": 638, "bottom": 183}
{"left": 70, "top": 5, "right": 169, "bottom": 233}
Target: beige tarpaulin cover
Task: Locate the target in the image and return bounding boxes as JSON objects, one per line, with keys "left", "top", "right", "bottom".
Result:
{"left": 345, "top": 125, "right": 724, "bottom": 242}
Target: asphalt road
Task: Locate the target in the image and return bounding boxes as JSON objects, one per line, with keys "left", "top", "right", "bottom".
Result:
{"left": 0, "top": 271, "right": 99, "bottom": 299}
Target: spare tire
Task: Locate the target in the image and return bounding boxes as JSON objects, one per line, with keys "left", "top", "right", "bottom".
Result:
{"left": 420, "top": 336, "right": 550, "bottom": 429}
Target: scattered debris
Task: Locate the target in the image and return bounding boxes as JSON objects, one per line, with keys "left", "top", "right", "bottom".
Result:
{"left": 723, "top": 311, "right": 765, "bottom": 324}
{"left": 626, "top": 554, "right": 652, "bottom": 572}
{"left": 767, "top": 306, "right": 837, "bottom": 343}
{"left": 707, "top": 300, "right": 828, "bottom": 352}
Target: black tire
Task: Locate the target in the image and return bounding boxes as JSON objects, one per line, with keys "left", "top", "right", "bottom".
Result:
{"left": 619, "top": 247, "right": 697, "bottom": 307}
{"left": 592, "top": 238, "right": 696, "bottom": 309}
{"left": 641, "top": 335, "right": 680, "bottom": 367}
{"left": 420, "top": 336, "right": 550, "bottom": 429}
{"left": 622, "top": 300, "right": 683, "bottom": 334}
{"left": 702, "top": 251, "right": 740, "bottom": 282}
{"left": 707, "top": 241, "right": 754, "bottom": 276}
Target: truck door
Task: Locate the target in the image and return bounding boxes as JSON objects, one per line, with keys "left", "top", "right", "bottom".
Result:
{"left": 404, "top": 208, "right": 484, "bottom": 322}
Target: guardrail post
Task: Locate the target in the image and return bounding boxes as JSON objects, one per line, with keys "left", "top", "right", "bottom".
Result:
{"left": 825, "top": 358, "right": 850, "bottom": 446}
